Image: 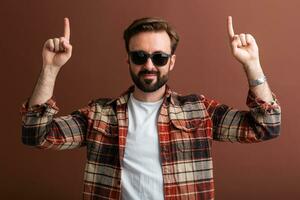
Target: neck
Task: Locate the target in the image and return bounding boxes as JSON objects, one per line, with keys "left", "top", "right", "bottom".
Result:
{"left": 132, "top": 85, "right": 166, "bottom": 102}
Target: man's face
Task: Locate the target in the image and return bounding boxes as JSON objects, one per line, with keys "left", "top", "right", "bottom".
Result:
{"left": 127, "top": 31, "right": 176, "bottom": 93}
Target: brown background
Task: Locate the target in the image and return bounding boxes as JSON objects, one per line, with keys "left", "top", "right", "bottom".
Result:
{"left": 1, "top": 0, "right": 299, "bottom": 199}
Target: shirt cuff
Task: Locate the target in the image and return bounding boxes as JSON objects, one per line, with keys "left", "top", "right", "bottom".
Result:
{"left": 246, "top": 90, "right": 280, "bottom": 112}
{"left": 20, "top": 98, "right": 59, "bottom": 116}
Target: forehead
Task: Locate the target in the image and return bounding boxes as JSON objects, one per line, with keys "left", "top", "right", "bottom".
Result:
{"left": 128, "top": 31, "right": 171, "bottom": 53}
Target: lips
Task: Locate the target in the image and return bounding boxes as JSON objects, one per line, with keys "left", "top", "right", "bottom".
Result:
{"left": 143, "top": 74, "right": 157, "bottom": 78}
{"left": 139, "top": 72, "right": 157, "bottom": 78}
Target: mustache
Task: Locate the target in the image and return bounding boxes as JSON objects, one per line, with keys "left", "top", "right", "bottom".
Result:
{"left": 138, "top": 70, "right": 159, "bottom": 76}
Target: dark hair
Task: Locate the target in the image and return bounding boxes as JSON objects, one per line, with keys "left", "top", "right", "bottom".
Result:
{"left": 123, "top": 17, "right": 179, "bottom": 54}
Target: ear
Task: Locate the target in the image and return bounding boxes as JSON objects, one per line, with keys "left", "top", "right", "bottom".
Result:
{"left": 169, "top": 54, "right": 176, "bottom": 71}
{"left": 126, "top": 55, "right": 130, "bottom": 65}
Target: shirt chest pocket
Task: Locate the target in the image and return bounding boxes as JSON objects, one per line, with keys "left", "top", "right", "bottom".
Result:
{"left": 168, "top": 119, "right": 213, "bottom": 161}
{"left": 170, "top": 118, "right": 212, "bottom": 138}
{"left": 86, "top": 120, "right": 119, "bottom": 165}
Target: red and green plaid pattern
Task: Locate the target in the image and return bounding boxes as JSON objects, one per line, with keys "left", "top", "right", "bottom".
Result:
{"left": 21, "top": 85, "right": 281, "bottom": 199}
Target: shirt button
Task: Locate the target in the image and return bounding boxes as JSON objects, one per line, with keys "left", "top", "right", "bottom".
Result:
{"left": 164, "top": 156, "right": 170, "bottom": 162}
{"left": 161, "top": 146, "right": 168, "bottom": 152}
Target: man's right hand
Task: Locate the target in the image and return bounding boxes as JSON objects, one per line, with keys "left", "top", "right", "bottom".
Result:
{"left": 42, "top": 18, "right": 72, "bottom": 69}
{"left": 28, "top": 18, "right": 72, "bottom": 107}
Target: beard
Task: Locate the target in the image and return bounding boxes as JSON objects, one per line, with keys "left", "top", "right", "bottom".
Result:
{"left": 129, "top": 65, "right": 169, "bottom": 93}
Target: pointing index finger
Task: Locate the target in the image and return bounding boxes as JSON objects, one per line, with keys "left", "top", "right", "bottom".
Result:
{"left": 227, "top": 16, "right": 235, "bottom": 39}
{"left": 64, "top": 17, "right": 70, "bottom": 41}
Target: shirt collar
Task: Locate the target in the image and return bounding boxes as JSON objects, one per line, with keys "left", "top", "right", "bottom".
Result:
{"left": 105, "top": 85, "right": 175, "bottom": 106}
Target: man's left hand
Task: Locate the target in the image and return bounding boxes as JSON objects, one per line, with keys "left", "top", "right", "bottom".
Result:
{"left": 227, "top": 16, "right": 260, "bottom": 68}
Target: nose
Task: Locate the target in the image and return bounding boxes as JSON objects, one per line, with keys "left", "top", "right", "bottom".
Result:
{"left": 143, "top": 57, "right": 156, "bottom": 71}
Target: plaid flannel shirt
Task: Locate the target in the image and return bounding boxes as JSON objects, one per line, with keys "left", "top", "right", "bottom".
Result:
{"left": 21, "top": 85, "right": 281, "bottom": 200}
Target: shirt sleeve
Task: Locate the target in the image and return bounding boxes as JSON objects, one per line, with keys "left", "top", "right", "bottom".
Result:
{"left": 203, "top": 90, "right": 281, "bottom": 143}
{"left": 20, "top": 98, "right": 90, "bottom": 150}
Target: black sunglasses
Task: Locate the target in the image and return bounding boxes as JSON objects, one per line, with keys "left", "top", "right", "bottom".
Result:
{"left": 128, "top": 51, "right": 172, "bottom": 67}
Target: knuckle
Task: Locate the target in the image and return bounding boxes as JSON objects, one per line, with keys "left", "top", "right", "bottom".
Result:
{"left": 45, "top": 39, "right": 52, "bottom": 46}
{"left": 60, "top": 37, "right": 66, "bottom": 43}
{"left": 248, "top": 34, "right": 255, "bottom": 39}
{"left": 54, "top": 38, "right": 59, "bottom": 43}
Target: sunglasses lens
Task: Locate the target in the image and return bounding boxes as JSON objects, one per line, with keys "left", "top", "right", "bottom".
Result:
{"left": 129, "top": 51, "right": 170, "bottom": 66}
{"left": 130, "top": 51, "right": 148, "bottom": 65}
{"left": 152, "top": 53, "right": 170, "bottom": 66}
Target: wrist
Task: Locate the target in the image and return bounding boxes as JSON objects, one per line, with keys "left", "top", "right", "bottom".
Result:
{"left": 248, "top": 75, "right": 267, "bottom": 87}
{"left": 243, "top": 59, "right": 261, "bottom": 71}
{"left": 243, "top": 60, "right": 265, "bottom": 80}
{"left": 41, "top": 65, "right": 60, "bottom": 79}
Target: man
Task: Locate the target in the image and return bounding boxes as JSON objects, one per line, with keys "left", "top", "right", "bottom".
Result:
{"left": 21, "top": 16, "right": 281, "bottom": 199}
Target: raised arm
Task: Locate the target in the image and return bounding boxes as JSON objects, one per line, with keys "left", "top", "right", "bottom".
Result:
{"left": 205, "top": 16, "right": 281, "bottom": 142}
{"left": 21, "top": 18, "right": 87, "bottom": 150}
{"left": 29, "top": 18, "right": 72, "bottom": 106}
{"left": 227, "top": 16, "right": 274, "bottom": 103}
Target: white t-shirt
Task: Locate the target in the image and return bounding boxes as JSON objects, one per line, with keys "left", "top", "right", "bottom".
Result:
{"left": 121, "top": 94, "right": 164, "bottom": 200}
